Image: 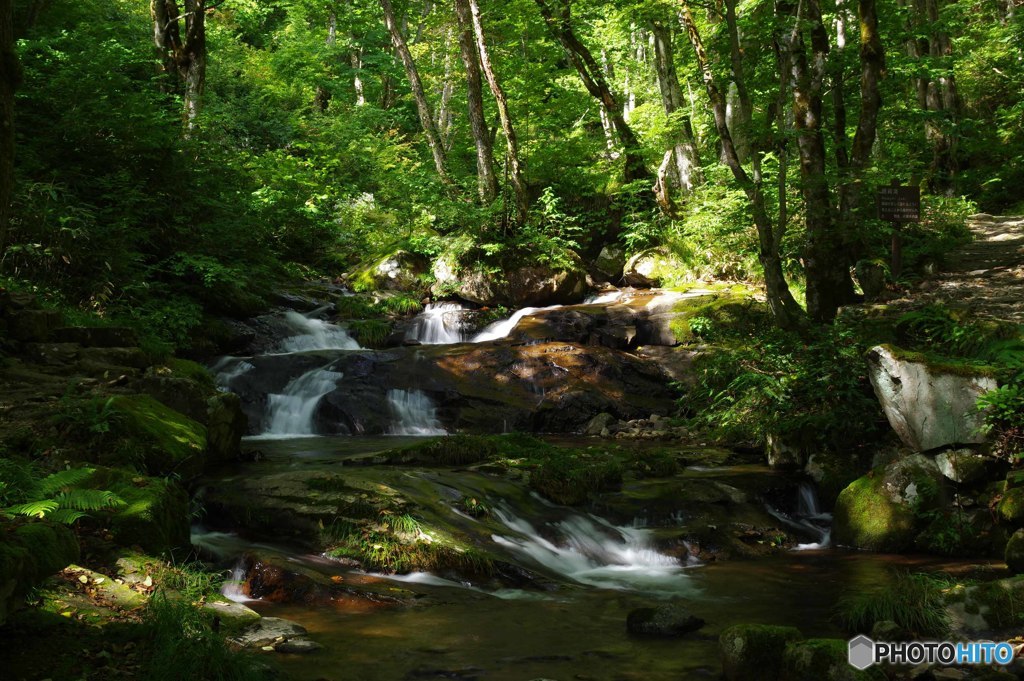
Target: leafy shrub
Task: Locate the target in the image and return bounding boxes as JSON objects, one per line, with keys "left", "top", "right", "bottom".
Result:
{"left": 3, "top": 467, "right": 125, "bottom": 524}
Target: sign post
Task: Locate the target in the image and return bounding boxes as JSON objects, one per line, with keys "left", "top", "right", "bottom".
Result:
{"left": 876, "top": 182, "right": 921, "bottom": 279}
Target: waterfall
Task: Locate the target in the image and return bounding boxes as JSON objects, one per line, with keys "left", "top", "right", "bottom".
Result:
{"left": 386, "top": 389, "right": 446, "bottom": 435}
{"left": 211, "top": 357, "right": 254, "bottom": 390}
{"left": 277, "top": 310, "right": 361, "bottom": 352}
{"left": 491, "top": 507, "right": 693, "bottom": 593}
{"left": 263, "top": 366, "right": 343, "bottom": 436}
{"left": 407, "top": 302, "right": 466, "bottom": 344}
{"left": 472, "top": 305, "right": 565, "bottom": 342}
{"left": 222, "top": 560, "right": 254, "bottom": 603}
{"left": 584, "top": 290, "right": 626, "bottom": 305}
{"left": 766, "top": 481, "right": 832, "bottom": 551}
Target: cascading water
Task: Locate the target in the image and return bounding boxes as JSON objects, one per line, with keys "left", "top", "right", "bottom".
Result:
{"left": 386, "top": 389, "right": 446, "bottom": 435}
{"left": 766, "top": 481, "right": 832, "bottom": 550}
{"left": 406, "top": 302, "right": 466, "bottom": 344}
{"left": 277, "top": 310, "right": 361, "bottom": 353}
{"left": 491, "top": 507, "right": 694, "bottom": 593}
{"left": 473, "top": 305, "right": 561, "bottom": 342}
{"left": 263, "top": 366, "right": 344, "bottom": 436}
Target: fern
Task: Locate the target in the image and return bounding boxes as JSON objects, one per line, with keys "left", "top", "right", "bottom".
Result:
{"left": 3, "top": 466, "right": 125, "bottom": 524}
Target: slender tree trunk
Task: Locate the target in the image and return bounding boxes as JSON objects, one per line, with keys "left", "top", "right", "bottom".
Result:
{"left": 316, "top": 11, "right": 338, "bottom": 112}
{"left": 454, "top": 0, "right": 498, "bottom": 203}
{"left": 651, "top": 20, "right": 703, "bottom": 211}
{"left": 679, "top": 1, "right": 805, "bottom": 331}
{"left": 380, "top": 0, "right": 449, "bottom": 181}
{"left": 924, "top": 0, "right": 958, "bottom": 194}
{"left": 436, "top": 32, "right": 456, "bottom": 151}
{"left": 470, "top": 0, "right": 529, "bottom": 221}
{"left": 534, "top": 0, "right": 649, "bottom": 183}
{"left": 723, "top": 0, "right": 751, "bottom": 162}
{"left": 150, "top": 0, "right": 207, "bottom": 129}
{"left": 0, "top": 0, "right": 16, "bottom": 259}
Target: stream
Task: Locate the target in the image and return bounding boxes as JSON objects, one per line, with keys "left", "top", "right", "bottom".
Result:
{"left": 202, "top": 295, "right": 985, "bottom": 681}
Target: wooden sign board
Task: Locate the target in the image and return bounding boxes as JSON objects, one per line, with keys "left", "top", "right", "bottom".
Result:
{"left": 877, "top": 186, "right": 921, "bottom": 223}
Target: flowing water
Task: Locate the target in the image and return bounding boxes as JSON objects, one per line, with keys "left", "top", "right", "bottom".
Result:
{"left": 386, "top": 389, "right": 447, "bottom": 435}
{"left": 277, "top": 310, "right": 362, "bottom": 352}
{"left": 406, "top": 302, "right": 467, "bottom": 344}
{"left": 263, "top": 366, "right": 345, "bottom": 437}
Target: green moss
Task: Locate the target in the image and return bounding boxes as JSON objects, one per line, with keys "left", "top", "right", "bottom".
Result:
{"left": 529, "top": 449, "right": 623, "bottom": 505}
{"left": 965, "top": 576, "right": 1024, "bottom": 627}
{"left": 783, "top": 639, "right": 885, "bottom": 680}
{"left": 110, "top": 395, "right": 207, "bottom": 479}
{"left": 381, "top": 435, "right": 501, "bottom": 466}
{"left": 0, "top": 521, "right": 80, "bottom": 625}
{"left": 719, "top": 624, "right": 803, "bottom": 681}
{"left": 833, "top": 472, "right": 916, "bottom": 552}
{"left": 164, "top": 359, "right": 215, "bottom": 389}
{"left": 998, "top": 487, "right": 1024, "bottom": 525}
{"left": 631, "top": 449, "right": 679, "bottom": 478}
{"left": 305, "top": 475, "right": 354, "bottom": 493}
{"left": 876, "top": 344, "right": 1000, "bottom": 378}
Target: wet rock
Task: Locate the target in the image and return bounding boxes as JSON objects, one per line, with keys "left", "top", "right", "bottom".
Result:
{"left": 206, "top": 392, "right": 247, "bottom": 462}
{"left": 832, "top": 454, "right": 946, "bottom": 552}
{"left": 626, "top": 604, "right": 705, "bottom": 637}
{"left": 869, "top": 620, "right": 908, "bottom": 641}
{"left": 232, "top": 616, "right": 320, "bottom": 653}
{"left": 432, "top": 257, "right": 587, "bottom": 307}
{"left": 363, "top": 250, "right": 429, "bottom": 292}
{"left": 107, "top": 395, "right": 208, "bottom": 479}
{"left": 203, "top": 598, "right": 261, "bottom": 633}
{"left": 935, "top": 448, "right": 992, "bottom": 484}
{"left": 782, "top": 638, "right": 885, "bottom": 680}
{"left": 766, "top": 434, "right": 803, "bottom": 469}
{"left": 719, "top": 624, "right": 802, "bottom": 681}
{"left": 5, "top": 309, "right": 62, "bottom": 342}
{"left": 866, "top": 345, "right": 997, "bottom": 452}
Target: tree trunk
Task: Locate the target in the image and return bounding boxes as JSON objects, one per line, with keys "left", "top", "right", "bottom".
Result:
{"left": 679, "top": 1, "right": 805, "bottom": 331}
{"left": 534, "top": 0, "right": 649, "bottom": 183}
{"left": 470, "top": 0, "right": 529, "bottom": 221}
{"left": 150, "top": 0, "right": 207, "bottom": 129}
{"left": 650, "top": 20, "right": 703, "bottom": 209}
{"left": 786, "top": 0, "right": 855, "bottom": 323}
{"left": 454, "top": 0, "right": 498, "bottom": 203}
{"left": 0, "top": 0, "right": 15, "bottom": 258}
{"left": 436, "top": 32, "right": 456, "bottom": 151}
{"left": 723, "top": 0, "right": 751, "bottom": 163}
{"left": 924, "top": 0, "right": 958, "bottom": 194}
{"left": 379, "top": 0, "right": 449, "bottom": 182}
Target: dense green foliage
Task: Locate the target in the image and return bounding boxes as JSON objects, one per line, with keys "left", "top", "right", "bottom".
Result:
{"left": 834, "top": 571, "right": 952, "bottom": 638}
{"left": 0, "top": 0, "right": 1018, "bottom": 342}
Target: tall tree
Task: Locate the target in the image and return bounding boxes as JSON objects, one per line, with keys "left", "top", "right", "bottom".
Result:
{"left": 470, "top": 0, "right": 529, "bottom": 221}
{"left": 534, "top": 0, "right": 650, "bottom": 183}
{"left": 454, "top": 0, "right": 498, "bottom": 202}
{"left": 679, "top": 1, "right": 806, "bottom": 331}
{"left": 650, "top": 19, "right": 703, "bottom": 212}
{"left": 379, "top": 0, "right": 449, "bottom": 182}
{"left": 150, "top": 0, "right": 207, "bottom": 129}
{"left": 0, "top": 0, "right": 15, "bottom": 258}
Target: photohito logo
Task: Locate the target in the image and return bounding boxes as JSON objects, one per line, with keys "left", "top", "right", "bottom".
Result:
{"left": 848, "top": 635, "right": 1016, "bottom": 669}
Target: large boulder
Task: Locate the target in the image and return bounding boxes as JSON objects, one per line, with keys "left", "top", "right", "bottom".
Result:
{"left": 866, "top": 345, "right": 997, "bottom": 452}
{"left": 108, "top": 395, "right": 208, "bottom": 479}
{"left": 832, "top": 454, "right": 946, "bottom": 552}
{"left": 593, "top": 245, "right": 626, "bottom": 283}
{"left": 720, "top": 624, "right": 803, "bottom": 681}
{"left": 432, "top": 257, "right": 587, "bottom": 307}
{"left": 782, "top": 639, "right": 885, "bottom": 681}
{"left": 360, "top": 250, "right": 429, "bottom": 292}
{"left": 622, "top": 248, "right": 684, "bottom": 288}
{"left": 934, "top": 448, "right": 992, "bottom": 484}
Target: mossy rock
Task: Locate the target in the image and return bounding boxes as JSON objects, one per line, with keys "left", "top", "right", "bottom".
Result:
{"left": 833, "top": 456, "right": 945, "bottom": 552}
{"left": 380, "top": 435, "right": 500, "bottom": 466}
{"left": 720, "top": 624, "right": 803, "bottom": 681}
{"left": 0, "top": 521, "right": 80, "bottom": 626}
{"left": 91, "top": 467, "right": 190, "bottom": 554}
{"left": 1005, "top": 530, "right": 1024, "bottom": 575}
{"left": 529, "top": 449, "right": 623, "bottom": 505}
{"left": 109, "top": 394, "right": 208, "bottom": 479}
{"left": 998, "top": 488, "right": 1024, "bottom": 526}
{"left": 782, "top": 639, "right": 885, "bottom": 680}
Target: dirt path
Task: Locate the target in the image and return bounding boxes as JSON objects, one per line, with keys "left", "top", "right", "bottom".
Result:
{"left": 911, "top": 213, "right": 1024, "bottom": 323}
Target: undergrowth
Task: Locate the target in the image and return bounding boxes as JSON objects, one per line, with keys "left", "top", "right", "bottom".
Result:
{"left": 834, "top": 571, "right": 952, "bottom": 638}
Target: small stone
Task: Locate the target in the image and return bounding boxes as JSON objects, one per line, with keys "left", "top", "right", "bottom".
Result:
{"left": 626, "top": 604, "right": 704, "bottom": 637}
{"left": 276, "top": 638, "right": 322, "bottom": 654}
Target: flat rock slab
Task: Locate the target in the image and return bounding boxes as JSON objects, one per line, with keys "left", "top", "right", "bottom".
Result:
{"left": 232, "top": 616, "right": 321, "bottom": 653}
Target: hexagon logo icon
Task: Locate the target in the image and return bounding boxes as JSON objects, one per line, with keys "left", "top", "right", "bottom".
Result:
{"left": 848, "top": 635, "right": 875, "bottom": 670}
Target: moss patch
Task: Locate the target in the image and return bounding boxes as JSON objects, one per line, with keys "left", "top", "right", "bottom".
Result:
{"left": 998, "top": 487, "right": 1024, "bottom": 525}
{"left": 110, "top": 395, "right": 207, "bottom": 479}
{"left": 0, "top": 521, "right": 80, "bottom": 625}
{"left": 91, "top": 467, "right": 190, "bottom": 554}
{"left": 833, "top": 471, "right": 916, "bottom": 552}
{"left": 719, "top": 624, "right": 803, "bottom": 681}
{"left": 783, "top": 638, "right": 885, "bottom": 680}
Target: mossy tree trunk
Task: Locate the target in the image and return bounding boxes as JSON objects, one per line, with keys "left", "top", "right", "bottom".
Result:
{"left": 454, "top": 0, "right": 498, "bottom": 203}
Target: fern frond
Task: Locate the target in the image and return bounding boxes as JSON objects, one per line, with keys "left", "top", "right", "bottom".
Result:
{"left": 54, "top": 489, "right": 126, "bottom": 511}
{"left": 7, "top": 499, "right": 61, "bottom": 518}
{"left": 35, "top": 467, "right": 96, "bottom": 497}
{"left": 47, "top": 508, "right": 89, "bottom": 524}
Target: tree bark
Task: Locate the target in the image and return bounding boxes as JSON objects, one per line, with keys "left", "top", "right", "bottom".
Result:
{"left": 650, "top": 20, "right": 703, "bottom": 210}
{"left": 454, "top": 0, "right": 498, "bottom": 203}
{"left": 786, "top": 0, "right": 857, "bottom": 323}
{"left": 534, "top": 0, "right": 649, "bottom": 183}
{"left": 679, "top": 1, "right": 805, "bottom": 331}
{"left": 723, "top": 0, "right": 751, "bottom": 162}
{"left": 470, "top": 0, "right": 529, "bottom": 221}
{"left": 0, "top": 0, "right": 16, "bottom": 258}
{"left": 150, "top": 0, "right": 207, "bottom": 129}
{"left": 379, "top": 0, "right": 449, "bottom": 182}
